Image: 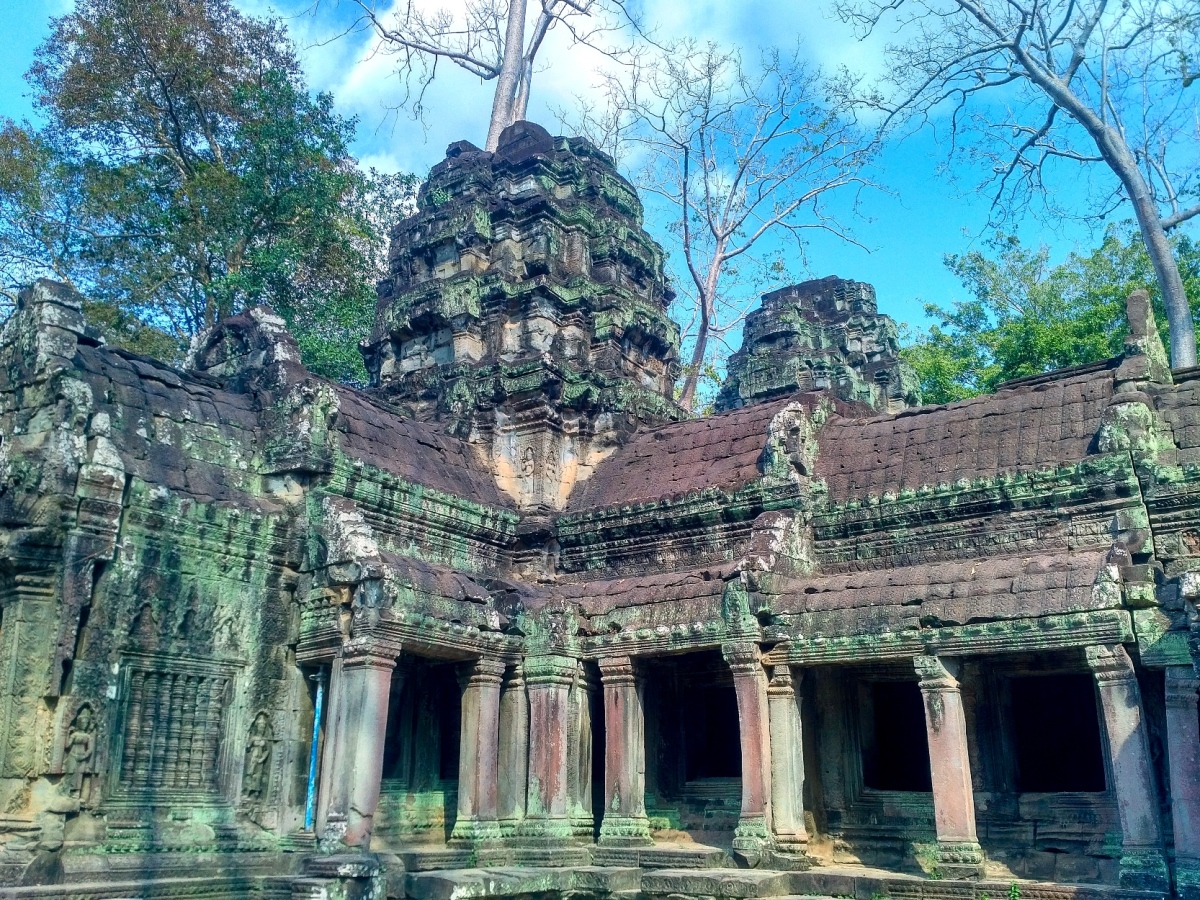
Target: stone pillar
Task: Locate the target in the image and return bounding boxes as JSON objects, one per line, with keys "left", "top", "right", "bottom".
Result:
{"left": 520, "top": 654, "right": 577, "bottom": 843}
{"left": 451, "top": 656, "right": 506, "bottom": 844}
{"left": 1086, "top": 643, "right": 1169, "bottom": 891}
{"left": 914, "top": 655, "right": 983, "bottom": 879}
{"left": 724, "top": 642, "right": 774, "bottom": 864}
{"left": 1166, "top": 666, "right": 1200, "bottom": 899}
{"left": 598, "top": 655, "right": 651, "bottom": 846}
{"left": 320, "top": 648, "right": 397, "bottom": 850}
{"left": 768, "top": 667, "right": 808, "bottom": 854}
{"left": 498, "top": 663, "right": 529, "bottom": 835}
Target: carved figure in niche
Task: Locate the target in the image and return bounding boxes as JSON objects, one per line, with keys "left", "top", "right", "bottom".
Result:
{"left": 242, "top": 711, "right": 273, "bottom": 801}
{"left": 63, "top": 704, "right": 96, "bottom": 798}
{"left": 521, "top": 446, "right": 536, "bottom": 476}
{"left": 129, "top": 603, "right": 158, "bottom": 641}
{"left": 214, "top": 615, "right": 238, "bottom": 653}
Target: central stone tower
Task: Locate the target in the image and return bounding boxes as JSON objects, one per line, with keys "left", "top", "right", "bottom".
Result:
{"left": 364, "top": 122, "right": 681, "bottom": 514}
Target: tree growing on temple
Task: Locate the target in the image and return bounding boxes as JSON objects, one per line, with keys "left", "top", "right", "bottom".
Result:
{"left": 0, "top": 0, "right": 414, "bottom": 382}
{"left": 902, "top": 226, "right": 1200, "bottom": 403}
{"left": 338, "top": 0, "right": 631, "bottom": 151}
{"left": 837, "top": 0, "right": 1200, "bottom": 367}
{"left": 569, "top": 42, "right": 876, "bottom": 411}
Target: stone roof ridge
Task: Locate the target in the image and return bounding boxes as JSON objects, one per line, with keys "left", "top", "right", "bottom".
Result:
{"left": 828, "top": 356, "right": 1123, "bottom": 428}
{"left": 991, "top": 355, "right": 1121, "bottom": 394}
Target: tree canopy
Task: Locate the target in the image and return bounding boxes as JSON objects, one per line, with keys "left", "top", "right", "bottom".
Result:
{"left": 0, "top": 0, "right": 414, "bottom": 382}
{"left": 902, "top": 226, "right": 1200, "bottom": 404}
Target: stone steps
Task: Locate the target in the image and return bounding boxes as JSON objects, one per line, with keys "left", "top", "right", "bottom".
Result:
{"left": 399, "top": 865, "right": 1169, "bottom": 900}
{"left": 0, "top": 874, "right": 261, "bottom": 899}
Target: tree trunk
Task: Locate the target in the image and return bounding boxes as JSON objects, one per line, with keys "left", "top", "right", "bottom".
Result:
{"left": 485, "top": 0, "right": 529, "bottom": 151}
{"left": 677, "top": 321, "right": 708, "bottom": 413}
{"left": 1097, "top": 137, "right": 1196, "bottom": 367}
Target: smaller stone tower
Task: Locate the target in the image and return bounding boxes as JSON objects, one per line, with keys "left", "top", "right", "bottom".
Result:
{"left": 363, "top": 122, "right": 682, "bottom": 514}
{"left": 715, "top": 276, "right": 921, "bottom": 413}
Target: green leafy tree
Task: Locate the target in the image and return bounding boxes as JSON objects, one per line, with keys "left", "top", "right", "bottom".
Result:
{"left": 903, "top": 226, "right": 1200, "bottom": 403}
{"left": 0, "top": 0, "right": 415, "bottom": 382}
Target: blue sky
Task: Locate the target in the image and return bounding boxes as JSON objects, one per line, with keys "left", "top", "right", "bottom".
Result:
{"left": 1, "top": 0, "right": 1178, "bottom": 333}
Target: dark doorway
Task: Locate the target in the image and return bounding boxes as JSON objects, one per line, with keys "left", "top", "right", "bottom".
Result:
{"left": 683, "top": 683, "right": 742, "bottom": 780}
{"left": 1010, "top": 673, "right": 1106, "bottom": 792}
{"left": 381, "top": 659, "right": 462, "bottom": 789}
{"left": 861, "top": 680, "right": 932, "bottom": 792}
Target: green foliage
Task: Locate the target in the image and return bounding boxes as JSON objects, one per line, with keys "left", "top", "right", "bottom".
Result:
{"left": 0, "top": 0, "right": 416, "bottom": 382}
{"left": 901, "top": 227, "right": 1200, "bottom": 404}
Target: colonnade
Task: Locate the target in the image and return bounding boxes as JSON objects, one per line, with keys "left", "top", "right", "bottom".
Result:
{"left": 311, "top": 641, "right": 1199, "bottom": 892}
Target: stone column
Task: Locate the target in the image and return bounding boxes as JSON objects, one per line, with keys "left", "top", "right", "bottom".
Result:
{"left": 1166, "top": 666, "right": 1200, "bottom": 899}
{"left": 724, "top": 642, "right": 774, "bottom": 865}
{"left": 768, "top": 667, "right": 808, "bottom": 854}
{"left": 498, "top": 663, "right": 529, "bottom": 835}
{"left": 598, "top": 655, "right": 651, "bottom": 846}
{"left": 451, "top": 656, "right": 506, "bottom": 844}
{"left": 1086, "top": 643, "right": 1169, "bottom": 892}
{"left": 321, "top": 648, "right": 397, "bottom": 850}
{"left": 520, "top": 654, "right": 577, "bottom": 843}
{"left": 913, "top": 655, "right": 983, "bottom": 879}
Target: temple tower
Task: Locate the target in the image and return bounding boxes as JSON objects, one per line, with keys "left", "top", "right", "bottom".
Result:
{"left": 363, "top": 122, "right": 682, "bottom": 515}
{"left": 715, "top": 276, "right": 921, "bottom": 413}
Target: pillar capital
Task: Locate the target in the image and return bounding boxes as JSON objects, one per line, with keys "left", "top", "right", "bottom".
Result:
{"left": 598, "top": 655, "right": 638, "bottom": 685}
{"left": 524, "top": 653, "right": 578, "bottom": 687}
{"left": 1166, "top": 665, "right": 1200, "bottom": 709}
{"left": 459, "top": 655, "right": 507, "bottom": 688}
{"left": 723, "top": 642, "right": 765, "bottom": 674}
{"left": 1085, "top": 642, "right": 1137, "bottom": 683}
{"left": 767, "top": 668, "right": 802, "bottom": 696}
{"left": 914, "top": 654, "right": 961, "bottom": 690}
{"left": 341, "top": 642, "right": 400, "bottom": 672}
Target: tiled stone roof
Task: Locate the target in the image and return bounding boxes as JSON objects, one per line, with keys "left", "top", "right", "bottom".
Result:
{"left": 814, "top": 362, "right": 1117, "bottom": 501}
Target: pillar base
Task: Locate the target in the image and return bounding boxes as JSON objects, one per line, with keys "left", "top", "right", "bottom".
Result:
{"left": 772, "top": 830, "right": 810, "bottom": 856}
{"left": 598, "top": 814, "right": 653, "bottom": 847}
{"left": 449, "top": 817, "right": 503, "bottom": 845}
{"left": 934, "top": 841, "right": 985, "bottom": 880}
{"left": 732, "top": 815, "right": 774, "bottom": 867}
{"left": 1118, "top": 847, "right": 1170, "bottom": 892}
{"left": 1175, "top": 856, "right": 1200, "bottom": 900}
{"left": 513, "top": 817, "right": 577, "bottom": 845}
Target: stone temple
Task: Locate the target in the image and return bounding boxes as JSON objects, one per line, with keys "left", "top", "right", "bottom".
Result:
{"left": 2, "top": 121, "right": 1200, "bottom": 900}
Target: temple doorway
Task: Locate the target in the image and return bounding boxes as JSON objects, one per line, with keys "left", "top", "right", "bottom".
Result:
{"left": 373, "top": 657, "right": 463, "bottom": 846}
{"left": 643, "top": 650, "right": 742, "bottom": 845}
